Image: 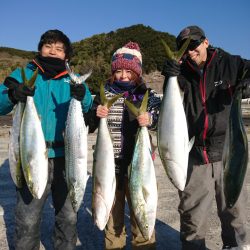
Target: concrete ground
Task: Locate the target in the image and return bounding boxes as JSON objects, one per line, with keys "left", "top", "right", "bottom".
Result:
{"left": 0, "top": 109, "right": 250, "bottom": 250}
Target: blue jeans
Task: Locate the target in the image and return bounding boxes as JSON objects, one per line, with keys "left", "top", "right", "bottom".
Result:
{"left": 14, "top": 157, "right": 77, "bottom": 250}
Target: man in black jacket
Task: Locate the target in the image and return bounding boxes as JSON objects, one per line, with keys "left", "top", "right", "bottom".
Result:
{"left": 162, "top": 25, "right": 250, "bottom": 250}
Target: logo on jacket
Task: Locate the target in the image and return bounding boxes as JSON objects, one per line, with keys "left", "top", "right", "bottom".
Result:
{"left": 64, "top": 79, "right": 71, "bottom": 83}
{"left": 214, "top": 80, "right": 223, "bottom": 87}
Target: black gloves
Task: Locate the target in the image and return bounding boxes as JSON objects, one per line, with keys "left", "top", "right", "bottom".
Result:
{"left": 70, "top": 83, "right": 86, "bottom": 101}
{"left": 4, "top": 77, "right": 35, "bottom": 104}
{"left": 162, "top": 59, "right": 181, "bottom": 77}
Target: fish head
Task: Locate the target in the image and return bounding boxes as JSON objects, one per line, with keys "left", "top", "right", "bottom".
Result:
{"left": 92, "top": 192, "right": 109, "bottom": 230}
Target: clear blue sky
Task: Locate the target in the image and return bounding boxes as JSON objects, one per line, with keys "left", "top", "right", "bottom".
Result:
{"left": 1, "top": 0, "right": 250, "bottom": 59}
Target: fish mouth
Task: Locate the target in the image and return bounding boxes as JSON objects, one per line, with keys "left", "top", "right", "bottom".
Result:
{"left": 92, "top": 192, "right": 109, "bottom": 229}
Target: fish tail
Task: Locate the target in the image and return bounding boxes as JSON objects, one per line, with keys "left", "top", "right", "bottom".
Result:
{"left": 100, "top": 83, "right": 123, "bottom": 108}
{"left": 65, "top": 62, "right": 92, "bottom": 84}
{"left": 161, "top": 38, "right": 191, "bottom": 62}
{"left": 21, "top": 67, "right": 38, "bottom": 89}
{"left": 124, "top": 90, "right": 149, "bottom": 117}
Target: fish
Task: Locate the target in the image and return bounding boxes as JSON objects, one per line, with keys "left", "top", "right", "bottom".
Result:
{"left": 9, "top": 102, "right": 25, "bottom": 188}
{"left": 64, "top": 62, "right": 91, "bottom": 212}
{"left": 222, "top": 87, "right": 248, "bottom": 208}
{"left": 9, "top": 69, "right": 39, "bottom": 188}
{"left": 125, "top": 91, "right": 158, "bottom": 240}
{"left": 157, "top": 39, "right": 194, "bottom": 191}
{"left": 92, "top": 83, "right": 122, "bottom": 230}
{"left": 20, "top": 68, "right": 48, "bottom": 199}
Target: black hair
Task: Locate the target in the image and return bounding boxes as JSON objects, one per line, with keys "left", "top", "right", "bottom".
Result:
{"left": 38, "top": 29, "right": 73, "bottom": 60}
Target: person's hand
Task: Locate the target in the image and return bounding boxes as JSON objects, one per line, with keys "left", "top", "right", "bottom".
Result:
{"left": 70, "top": 83, "right": 86, "bottom": 101}
{"left": 4, "top": 76, "right": 35, "bottom": 104}
{"left": 162, "top": 59, "right": 181, "bottom": 77}
{"left": 137, "top": 112, "right": 152, "bottom": 127}
{"left": 96, "top": 105, "right": 109, "bottom": 118}
{"left": 11, "top": 84, "right": 35, "bottom": 103}
{"left": 240, "top": 78, "right": 250, "bottom": 99}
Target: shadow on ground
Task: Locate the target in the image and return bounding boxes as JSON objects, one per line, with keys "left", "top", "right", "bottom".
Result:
{"left": 0, "top": 161, "right": 181, "bottom": 250}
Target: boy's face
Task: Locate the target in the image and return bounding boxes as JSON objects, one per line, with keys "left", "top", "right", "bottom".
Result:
{"left": 40, "top": 41, "right": 66, "bottom": 60}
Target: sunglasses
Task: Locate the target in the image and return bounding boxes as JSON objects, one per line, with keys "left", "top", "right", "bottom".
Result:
{"left": 180, "top": 37, "right": 205, "bottom": 52}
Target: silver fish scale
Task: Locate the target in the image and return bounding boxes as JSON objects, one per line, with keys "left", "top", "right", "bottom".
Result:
{"left": 157, "top": 76, "right": 190, "bottom": 191}
{"left": 65, "top": 98, "right": 88, "bottom": 212}
{"left": 20, "top": 97, "right": 48, "bottom": 199}
{"left": 92, "top": 117, "right": 116, "bottom": 230}
{"left": 9, "top": 102, "right": 25, "bottom": 188}
{"left": 129, "top": 126, "right": 158, "bottom": 240}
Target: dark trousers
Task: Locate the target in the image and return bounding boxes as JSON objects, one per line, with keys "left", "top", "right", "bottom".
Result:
{"left": 178, "top": 159, "right": 250, "bottom": 250}
{"left": 14, "top": 157, "right": 77, "bottom": 250}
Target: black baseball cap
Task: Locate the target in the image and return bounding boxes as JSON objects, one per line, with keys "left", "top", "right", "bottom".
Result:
{"left": 176, "top": 25, "right": 206, "bottom": 50}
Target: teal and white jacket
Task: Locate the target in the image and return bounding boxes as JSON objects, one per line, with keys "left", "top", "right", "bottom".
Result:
{"left": 0, "top": 62, "right": 93, "bottom": 158}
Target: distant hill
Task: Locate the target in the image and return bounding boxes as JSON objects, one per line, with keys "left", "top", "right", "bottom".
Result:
{"left": 0, "top": 24, "right": 175, "bottom": 93}
{"left": 0, "top": 47, "right": 36, "bottom": 82}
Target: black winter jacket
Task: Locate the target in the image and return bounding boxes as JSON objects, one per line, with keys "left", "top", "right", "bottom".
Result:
{"left": 163, "top": 47, "right": 250, "bottom": 164}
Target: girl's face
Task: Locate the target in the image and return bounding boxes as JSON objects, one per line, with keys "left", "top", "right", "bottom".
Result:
{"left": 40, "top": 42, "right": 66, "bottom": 60}
{"left": 114, "top": 69, "right": 133, "bottom": 82}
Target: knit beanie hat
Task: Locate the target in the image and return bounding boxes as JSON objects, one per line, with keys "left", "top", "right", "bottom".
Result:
{"left": 111, "top": 42, "right": 142, "bottom": 76}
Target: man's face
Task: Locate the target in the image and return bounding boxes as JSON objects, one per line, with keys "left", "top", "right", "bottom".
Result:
{"left": 186, "top": 38, "right": 209, "bottom": 67}
{"left": 40, "top": 41, "right": 66, "bottom": 60}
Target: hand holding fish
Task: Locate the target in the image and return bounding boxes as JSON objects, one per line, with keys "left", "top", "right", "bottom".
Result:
{"left": 96, "top": 105, "right": 109, "bottom": 118}
{"left": 162, "top": 59, "right": 181, "bottom": 77}
{"left": 70, "top": 83, "right": 86, "bottom": 101}
{"left": 137, "top": 112, "right": 151, "bottom": 127}
{"left": 4, "top": 77, "right": 36, "bottom": 104}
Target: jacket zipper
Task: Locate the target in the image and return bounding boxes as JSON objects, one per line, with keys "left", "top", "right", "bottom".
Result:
{"left": 198, "top": 50, "right": 217, "bottom": 164}
{"left": 44, "top": 80, "right": 50, "bottom": 139}
{"left": 199, "top": 72, "right": 209, "bottom": 164}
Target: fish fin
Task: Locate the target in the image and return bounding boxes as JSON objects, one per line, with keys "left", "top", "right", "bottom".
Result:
{"left": 27, "top": 68, "right": 38, "bottom": 89}
{"left": 65, "top": 62, "right": 92, "bottom": 84}
{"left": 161, "top": 38, "right": 191, "bottom": 62}
{"left": 21, "top": 68, "right": 38, "bottom": 89}
{"left": 78, "top": 71, "right": 92, "bottom": 83}
{"left": 124, "top": 90, "right": 149, "bottom": 117}
{"left": 124, "top": 99, "right": 139, "bottom": 117}
{"left": 65, "top": 62, "right": 78, "bottom": 83}
{"left": 86, "top": 174, "right": 90, "bottom": 182}
{"left": 188, "top": 136, "right": 195, "bottom": 152}
{"left": 180, "top": 88, "right": 185, "bottom": 102}
{"left": 142, "top": 186, "right": 150, "bottom": 203}
{"left": 128, "top": 164, "right": 132, "bottom": 180}
{"left": 140, "top": 90, "right": 149, "bottom": 113}
{"left": 21, "top": 67, "right": 27, "bottom": 84}
{"left": 45, "top": 148, "right": 48, "bottom": 158}
{"left": 99, "top": 82, "right": 107, "bottom": 105}
{"left": 106, "top": 93, "right": 123, "bottom": 109}
{"left": 99, "top": 83, "right": 123, "bottom": 108}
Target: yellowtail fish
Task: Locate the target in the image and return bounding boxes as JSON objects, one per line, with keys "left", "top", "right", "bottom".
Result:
{"left": 157, "top": 39, "right": 194, "bottom": 191}
{"left": 92, "top": 83, "right": 122, "bottom": 230}
{"left": 125, "top": 91, "right": 158, "bottom": 240}
{"left": 222, "top": 87, "right": 248, "bottom": 208}
{"left": 9, "top": 102, "right": 25, "bottom": 188}
{"left": 20, "top": 68, "right": 48, "bottom": 199}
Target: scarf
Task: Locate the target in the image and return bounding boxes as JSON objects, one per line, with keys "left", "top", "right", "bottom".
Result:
{"left": 107, "top": 80, "right": 147, "bottom": 102}
{"left": 32, "top": 55, "right": 67, "bottom": 79}
{"left": 109, "top": 80, "right": 136, "bottom": 93}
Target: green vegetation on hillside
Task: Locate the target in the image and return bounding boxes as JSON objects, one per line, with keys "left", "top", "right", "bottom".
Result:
{"left": 0, "top": 24, "right": 176, "bottom": 92}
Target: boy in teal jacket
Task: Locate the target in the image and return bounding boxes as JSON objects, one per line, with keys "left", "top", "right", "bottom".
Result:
{"left": 0, "top": 29, "right": 93, "bottom": 250}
